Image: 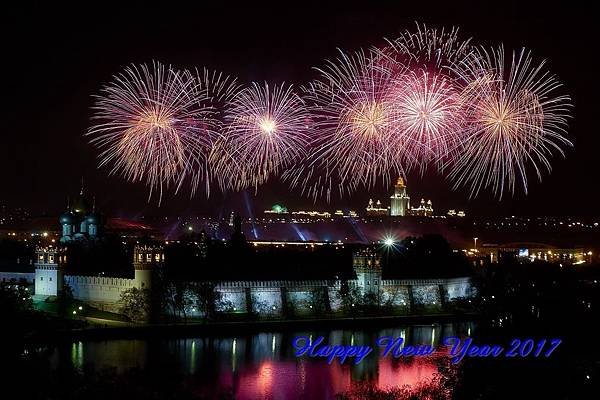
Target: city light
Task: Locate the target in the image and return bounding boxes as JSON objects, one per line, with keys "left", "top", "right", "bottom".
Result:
{"left": 384, "top": 237, "right": 395, "bottom": 247}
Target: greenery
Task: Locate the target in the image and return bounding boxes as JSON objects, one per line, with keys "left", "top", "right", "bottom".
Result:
{"left": 118, "top": 287, "right": 150, "bottom": 322}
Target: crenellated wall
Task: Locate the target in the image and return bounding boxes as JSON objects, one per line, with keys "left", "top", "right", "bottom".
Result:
{"left": 65, "top": 275, "right": 136, "bottom": 307}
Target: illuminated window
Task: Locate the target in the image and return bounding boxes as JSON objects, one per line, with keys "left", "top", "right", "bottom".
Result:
{"left": 146, "top": 254, "right": 151, "bottom": 262}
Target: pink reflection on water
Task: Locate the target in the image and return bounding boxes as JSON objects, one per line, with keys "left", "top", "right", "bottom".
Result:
{"left": 215, "top": 353, "right": 450, "bottom": 400}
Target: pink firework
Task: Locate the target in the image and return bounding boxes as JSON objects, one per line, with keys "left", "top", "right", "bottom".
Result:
{"left": 286, "top": 49, "right": 408, "bottom": 201}
{"left": 378, "top": 23, "right": 472, "bottom": 72}
{"left": 188, "top": 68, "right": 242, "bottom": 195}
{"left": 449, "top": 46, "right": 572, "bottom": 198}
{"left": 213, "top": 82, "right": 310, "bottom": 191}
{"left": 87, "top": 62, "right": 217, "bottom": 202}
{"left": 392, "top": 70, "right": 464, "bottom": 170}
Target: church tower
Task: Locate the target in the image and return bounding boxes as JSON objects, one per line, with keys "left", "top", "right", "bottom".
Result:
{"left": 133, "top": 245, "right": 164, "bottom": 290}
{"left": 390, "top": 177, "right": 410, "bottom": 216}
{"left": 34, "top": 246, "right": 63, "bottom": 297}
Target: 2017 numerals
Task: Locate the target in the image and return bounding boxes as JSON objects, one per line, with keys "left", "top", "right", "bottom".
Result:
{"left": 505, "top": 338, "right": 561, "bottom": 358}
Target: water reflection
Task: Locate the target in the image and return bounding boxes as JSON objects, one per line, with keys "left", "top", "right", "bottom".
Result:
{"left": 51, "top": 321, "right": 474, "bottom": 399}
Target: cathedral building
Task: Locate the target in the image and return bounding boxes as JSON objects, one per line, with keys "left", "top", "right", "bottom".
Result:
{"left": 59, "top": 185, "right": 101, "bottom": 243}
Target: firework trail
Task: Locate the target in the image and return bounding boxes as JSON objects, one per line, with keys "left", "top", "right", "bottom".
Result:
{"left": 188, "top": 68, "right": 242, "bottom": 195}
{"left": 448, "top": 46, "right": 572, "bottom": 198}
{"left": 285, "top": 49, "right": 409, "bottom": 201}
{"left": 213, "top": 82, "right": 310, "bottom": 191}
{"left": 87, "top": 62, "right": 218, "bottom": 202}
{"left": 378, "top": 23, "right": 472, "bottom": 71}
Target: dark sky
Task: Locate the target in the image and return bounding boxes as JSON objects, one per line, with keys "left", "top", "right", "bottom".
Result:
{"left": 2, "top": 2, "right": 598, "bottom": 218}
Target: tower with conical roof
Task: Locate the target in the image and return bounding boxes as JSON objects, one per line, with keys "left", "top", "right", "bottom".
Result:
{"left": 390, "top": 177, "right": 410, "bottom": 216}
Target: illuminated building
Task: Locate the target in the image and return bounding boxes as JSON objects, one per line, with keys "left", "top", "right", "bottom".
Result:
{"left": 366, "top": 199, "right": 389, "bottom": 217}
{"left": 59, "top": 185, "right": 101, "bottom": 243}
{"left": 264, "top": 204, "right": 289, "bottom": 215}
{"left": 290, "top": 210, "right": 331, "bottom": 218}
{"left": 390, "top": 177, "right": 410, "bottom": 216}
{"left": 409, "top": 199, "right": 433, "bottom": 217}
{"left": 447, "top": 209, "right": 466, "bottom": 217}
{"left": 477, "top": 243, "right": 594, "bottom": 265}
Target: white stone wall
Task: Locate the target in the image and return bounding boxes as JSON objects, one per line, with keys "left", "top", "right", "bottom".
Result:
{"left": 445, "top": 278, "right": 473, "bottom": 300}
{"left": 250, "top": 288, "right": 282, "bottom": 316}
{"left": 0, "top": 272, "right": 34, "bottom": 284}
{"left": 412, "top": 285, "right": 441, "bottom": 306}
{"left": 217, "top": 289, "right": 247, "bottom": 312}
{"left": 381, "top": 285, "right": 410, "bottom": 307}
{"left": 35, "top": 269, "right": 61, "bottom": 296}
{"left": 65, "top": 275, "right": 135, "bottom": 303}
{"left": 328, "top": 286, "right": 343, "bottom": 312}
{"left": 286, "top": 290, "right": 312, "bottom": 314}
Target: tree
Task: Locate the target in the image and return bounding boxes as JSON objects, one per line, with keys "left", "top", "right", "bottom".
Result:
{"left": 336, "top": 281, "right": 362, "bottom": 315}
{"left": 57, "top": 282, "right": 74, "bottom": 317}
{"left": 189, "top": 281, "right": 223, "bottom": 321}
{"left": 118, "top": 287, "right": 150, "bottom": 322}
{"left": 308, "top": 288, "right": 329, "bottom": 316}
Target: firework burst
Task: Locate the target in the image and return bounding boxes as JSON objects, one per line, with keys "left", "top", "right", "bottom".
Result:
{"left": 449, "top": 46, "right": 572, "bottom": 198}
{"left": 87, "top": 62, "right": 218, "bottom": 202}
{"left": 286, "top": 49, "right": 408, "bottom": 201}
{"left": 392, "top": 70, "right": 464, "bottom": 169}
{"left": 213, "top": 82, "right": 310, "bottom": 191}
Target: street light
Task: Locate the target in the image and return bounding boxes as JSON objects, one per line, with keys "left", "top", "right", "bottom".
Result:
{"left": 473, "top": 237, "right": 478, "bottom": 249}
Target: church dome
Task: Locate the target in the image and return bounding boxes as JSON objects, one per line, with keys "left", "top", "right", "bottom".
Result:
{"left": 59, "top": 211, "right": 74, "bottom": 225}
{"left": 86, "top": 213, "right": 100, "bottom": 225}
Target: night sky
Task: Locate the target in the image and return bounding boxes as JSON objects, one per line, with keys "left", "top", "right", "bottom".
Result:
{"left": 2, "top": 2, "right": 598, "bottom": 218}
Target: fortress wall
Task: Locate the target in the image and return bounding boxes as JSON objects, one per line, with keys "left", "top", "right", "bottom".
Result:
{"left": 380, "top": 285, "right": 410, "bottom": 307}
{"left": 328, "top": 286, "right": 343, "bottom": 312}
{"left": 65, "top": 275, "right": 135, "bottom": 304}
{"left": 250, "top": 287, "right": 282, "bottom": 316}
{"left": 217, "top": 288, "right": 247, "bottom": 312}
{"left": 412, "top": 284, "right": 442, "bottom": 306}
{"left": 286, "top": 290, "right": 313, "bottom": 314}
{"left": 0, "top": 272, "right": 35, "bottom": 284}
{"left": 444, "top": 278, "right": 473, "bottom": 300}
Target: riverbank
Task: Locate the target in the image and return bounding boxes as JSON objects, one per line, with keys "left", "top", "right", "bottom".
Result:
{"left": 27, "top": 312, "right": 479, "bottom": 343}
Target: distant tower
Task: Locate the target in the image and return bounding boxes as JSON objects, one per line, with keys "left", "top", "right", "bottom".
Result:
{"left": 353, "top": 248, "right": 382, "bottom": 298}
{"left": 34, "top": 246, "right": 63, "bottom": 297}
{"left": 133, "top": 245, "right": 163, "bottom": 290}
{"left": 390, "top": 177, "right": 410, "bottom": 216}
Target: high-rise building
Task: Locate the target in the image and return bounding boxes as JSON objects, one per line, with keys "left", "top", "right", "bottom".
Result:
{"left": 390, "top": 177, "right": 410, "bottom": 216}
